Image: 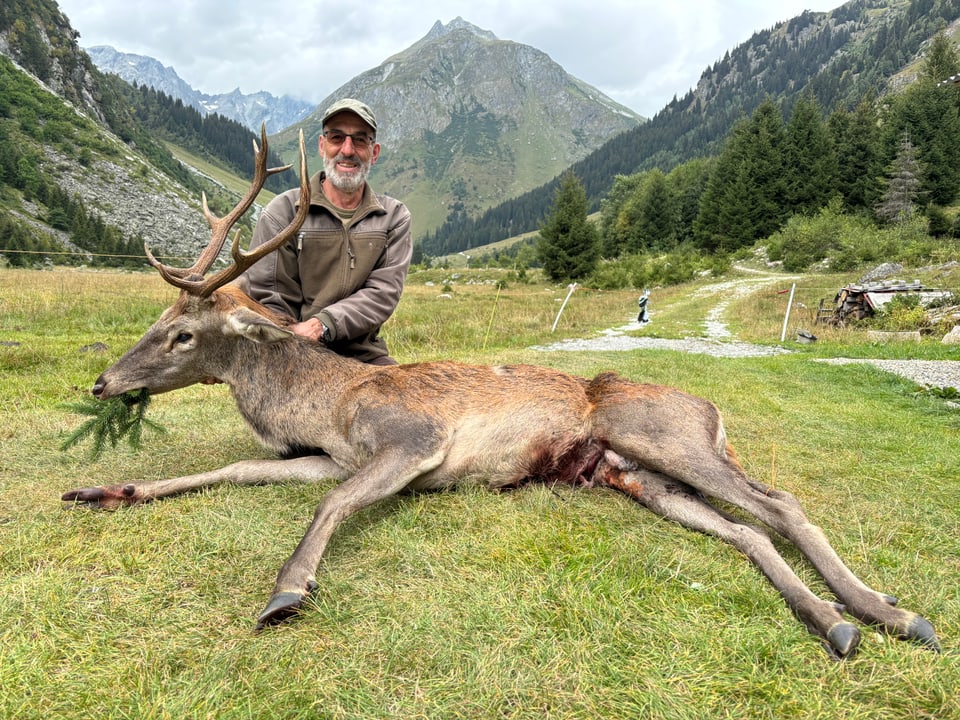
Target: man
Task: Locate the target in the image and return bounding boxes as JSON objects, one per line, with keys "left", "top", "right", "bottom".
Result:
{"left": 242, "top": 98, "right": 412, "bottom": 365}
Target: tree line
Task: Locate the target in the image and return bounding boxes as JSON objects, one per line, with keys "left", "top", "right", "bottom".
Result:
{"left": 115, "top": 82, "right": 290, "bottom": 194}
{"left": 534, "top": 30, "right": 960, "bottom": 283}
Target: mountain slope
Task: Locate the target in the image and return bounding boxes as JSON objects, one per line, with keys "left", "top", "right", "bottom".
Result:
{"left": 270, "top": 17, "right": 644, "bottom": 235}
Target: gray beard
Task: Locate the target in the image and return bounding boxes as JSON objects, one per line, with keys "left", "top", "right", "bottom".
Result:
{"left": 323, "top": 154, "right": 369, "bottom": 193}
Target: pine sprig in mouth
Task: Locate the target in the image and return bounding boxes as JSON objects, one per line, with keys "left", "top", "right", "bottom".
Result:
{"left": 60, "top": 389, "right": 166, "bottom": 460}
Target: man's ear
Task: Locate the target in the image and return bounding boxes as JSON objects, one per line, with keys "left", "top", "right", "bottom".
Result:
{"left": 225, "top": 306, "right": 294, "bottom": 343}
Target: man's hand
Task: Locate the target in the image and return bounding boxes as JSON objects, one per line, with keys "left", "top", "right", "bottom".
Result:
{"left": 290, "top": 317, "right": 326, "bottom": 342}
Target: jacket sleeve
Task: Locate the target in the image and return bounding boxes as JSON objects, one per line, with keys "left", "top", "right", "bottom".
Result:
{"left": 316, "top": 203, "right": 412, "bottom": 342}
{"left": 242, "top": 192, "right": 305, "bottom": 319}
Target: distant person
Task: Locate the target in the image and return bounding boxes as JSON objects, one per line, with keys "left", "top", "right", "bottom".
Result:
{"left": 242, "top": 98, "right": 412, "bottom": 365}
{"left": 637, "top": 289, "right": 650, "bottom": 324}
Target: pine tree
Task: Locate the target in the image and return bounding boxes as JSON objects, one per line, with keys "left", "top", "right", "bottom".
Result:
{"left": 875, "top": 131, "right": 924, "bottom": 224}
{"left": 631, "top": 169, "right": 677, "bottom": 252}
{"left": 537, "top": 172, "right": 599, "bottom": 281}
{"left": 919, "top": 28, "right": 960, "bottom": 83}
{"left": 828, "top": 95, "right": 884, "bottom": 213}
{"left": 884, "top": 79, "right": 960, "bottom": 206}
{"left": 694, "top": 99, "right": 788, "bottom": 252}
{"left": 784, "top": 95, "right": 838, "bottom": 214}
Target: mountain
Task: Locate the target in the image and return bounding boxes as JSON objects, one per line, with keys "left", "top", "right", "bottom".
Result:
{"left": 270, "top": 17, "right": 644, "bottom": 234}
{"left": 85, "top": 46, "right": 315, "bottom": 135}
{"left": 1, "top": 0, "right": 957, "bottom": 268}
{"left": 0, "top": 2, "right": 217, "bottom": 263}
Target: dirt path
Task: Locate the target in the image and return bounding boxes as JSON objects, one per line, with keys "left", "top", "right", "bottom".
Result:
{"left": 531, "top": 275, "right": 959, "bottom": 390}
{"left": 532, "top": 275, "right": 794, "bottom": 358}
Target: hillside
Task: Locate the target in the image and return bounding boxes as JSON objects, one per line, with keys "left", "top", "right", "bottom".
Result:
{"left": 1, "top": 0, "right": 957, "bottom": 269}
{"left": 0, "top": 0, "right": 294, "bottom": 266}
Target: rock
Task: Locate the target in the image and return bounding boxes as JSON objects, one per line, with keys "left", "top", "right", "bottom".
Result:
{"left": 942, "top": 326, "right": 960, "bottom": 345}
{"left": 859, "top": 263, "right": 904, "bottom": 283}
{"left": 867, "top": 330, "right": 921, "bottom": 343}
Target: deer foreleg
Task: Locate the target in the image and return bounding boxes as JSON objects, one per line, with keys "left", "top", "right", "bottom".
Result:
{"left": 257, "top": 446, "right": 447, "bottom": 629}
{"left": 595, "top": 460, "right": 861, "bottom": 658}
{"left": 61, "top": 456, "right": 348, "bottom": 509}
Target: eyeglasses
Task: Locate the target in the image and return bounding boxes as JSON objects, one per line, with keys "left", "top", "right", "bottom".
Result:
{"left": 323, "top": 130, "right": 375, "bottom": 150}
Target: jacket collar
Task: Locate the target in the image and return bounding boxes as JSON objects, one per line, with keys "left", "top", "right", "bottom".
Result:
{"left": 299, "top": 171, "right": 385, "bottom": 218}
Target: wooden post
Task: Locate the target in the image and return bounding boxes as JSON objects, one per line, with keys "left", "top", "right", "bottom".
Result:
{"left": 552, "top": 283, "right": 578, "bottom": 332}
{"left": 780, "top": 283, "right": 796, "bottom": 343}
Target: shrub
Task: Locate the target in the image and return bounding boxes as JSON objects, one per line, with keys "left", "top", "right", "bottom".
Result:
{"left": 589, "top": 245, "right": 721, "bottom": 290}
{"left": 872, "top": 294, "right": 926, "bottom": 331}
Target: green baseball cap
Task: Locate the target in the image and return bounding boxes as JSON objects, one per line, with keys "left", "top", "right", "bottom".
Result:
{"left": 321, "top": 98, "right": 377, "bottom": 132}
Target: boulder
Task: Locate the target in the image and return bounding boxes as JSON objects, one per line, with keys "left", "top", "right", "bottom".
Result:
{"left": 942, "top": 326, "right": 960, "bottom": 345}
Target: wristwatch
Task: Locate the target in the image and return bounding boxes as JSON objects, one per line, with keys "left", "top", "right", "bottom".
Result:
{"left": 320, "top": 323, "right": 332, "bottom": 343}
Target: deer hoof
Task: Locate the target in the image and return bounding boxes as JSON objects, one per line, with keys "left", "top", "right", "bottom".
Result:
{"left": 825, "top": 622, "right": 860, "bottom": 660}
{"left": 255, "top": 592, "right": 306, "bottom": 630}
{"left": 61, "top": 484, "right": 139, "bottom": 509}
{"left": 903, "top": 616, "right": 940, "bottom": 652}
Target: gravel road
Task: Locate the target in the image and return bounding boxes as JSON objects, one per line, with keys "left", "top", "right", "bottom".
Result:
{"left": 532, "top": 276, "right": 960, "bottom": 389}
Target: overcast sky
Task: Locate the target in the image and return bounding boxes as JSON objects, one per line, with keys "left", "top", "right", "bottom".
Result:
{"left": 55, "top": 0, "right": 848, "bottom": 118}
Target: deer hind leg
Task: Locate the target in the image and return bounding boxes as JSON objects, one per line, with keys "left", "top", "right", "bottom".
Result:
{"left": 595, "top": 454, "right": 861, "bottom": 658}
{"left": 697, "top": 458, "right": 940, "bottom": 652}
{"left": 592, "top": 381, "right": 938, "bottom": 653}
{"left": 607, "top": 438, "right": 938, "bottom": 653}
{"left": 61, "top": 455, "right": 349, "bottom": 509}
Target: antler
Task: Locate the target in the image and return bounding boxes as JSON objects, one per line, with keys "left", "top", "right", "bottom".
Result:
{"left": 146, "top": 125, "right": 310, "bottom": 297}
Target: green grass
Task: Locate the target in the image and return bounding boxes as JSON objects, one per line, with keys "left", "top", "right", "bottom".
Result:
{"left": 0, "top": 267, "right": 958, "bottom": 719}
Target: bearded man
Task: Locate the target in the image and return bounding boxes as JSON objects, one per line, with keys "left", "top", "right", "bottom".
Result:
{"left": 242, "top": 99, "right": 412, "bottom": 365}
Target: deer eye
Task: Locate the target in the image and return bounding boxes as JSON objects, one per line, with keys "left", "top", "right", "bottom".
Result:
{"left": 174, "top": 332, "right": 193, "bottom": 345}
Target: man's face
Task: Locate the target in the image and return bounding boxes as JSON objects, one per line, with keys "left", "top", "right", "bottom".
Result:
{"left": 319, "top": 112, "right": 380, "bottom": 193}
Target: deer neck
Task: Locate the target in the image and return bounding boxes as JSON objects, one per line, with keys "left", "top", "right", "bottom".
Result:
{"left": 219, "top": 337, "right": 373, "bottom": 455}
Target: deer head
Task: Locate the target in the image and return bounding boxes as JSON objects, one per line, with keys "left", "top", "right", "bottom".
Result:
{"left": 92, "top": 127, "right": 310, "bottom": 400}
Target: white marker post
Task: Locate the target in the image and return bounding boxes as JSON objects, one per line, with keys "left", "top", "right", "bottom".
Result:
{"left": 552, "top": 283, "right": 578, "bottom": 333}
{"left": 780, "top": 283, "right": 796, "bottom": 343}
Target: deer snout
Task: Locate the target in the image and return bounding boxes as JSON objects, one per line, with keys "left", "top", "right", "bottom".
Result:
{"left": 91, "top": 374, "right": 111, "bottom": 399}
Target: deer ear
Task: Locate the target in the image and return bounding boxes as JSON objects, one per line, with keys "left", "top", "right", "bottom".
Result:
{"left": 225, "top": 307, "right": 293, "bottom": 343}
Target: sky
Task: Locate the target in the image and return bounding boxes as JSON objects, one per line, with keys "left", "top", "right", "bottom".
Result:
{"left": 55, "top": 0, "right": 849, "bottom": 119}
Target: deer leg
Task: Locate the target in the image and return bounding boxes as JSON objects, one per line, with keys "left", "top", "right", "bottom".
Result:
{"left": 629, "top": 429, "right": 941, "bottom": 653}
{"left": 596, "top": 459, "right": 862, "bottom": 658}
{"left": 61, "top": 455, "right": 348, "bottom": 509}
{"left": 257, "top": 445, "right": 447, "bottom": 629}
{"left": 697, "top": 470, "right": 940, "bottom": 652}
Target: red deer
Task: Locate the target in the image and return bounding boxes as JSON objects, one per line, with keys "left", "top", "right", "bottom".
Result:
{"left": 62, "top": 128, "right": 939, "bottom": 659}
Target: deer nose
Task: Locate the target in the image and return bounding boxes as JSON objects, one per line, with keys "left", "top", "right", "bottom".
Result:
{"left": 91, "top": 377, "right": 106, "bottom": 399}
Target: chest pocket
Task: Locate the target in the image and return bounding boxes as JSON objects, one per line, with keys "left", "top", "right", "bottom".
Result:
{"left": 296, "top": 228, "right": 388, "bottom": 309}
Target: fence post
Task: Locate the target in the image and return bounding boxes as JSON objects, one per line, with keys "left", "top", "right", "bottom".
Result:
{"left": 780, "top": 283, "right": 796, "bottom": 343}
{"left": 552, "top": 283, "right": 578, "bottom": 332}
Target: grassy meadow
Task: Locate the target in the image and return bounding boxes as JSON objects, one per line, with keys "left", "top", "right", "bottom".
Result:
{"left": 0, "top": 265, "right": 958, "bottom": 719}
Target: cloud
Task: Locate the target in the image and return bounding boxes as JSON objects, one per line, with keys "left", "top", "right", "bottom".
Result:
{"left": 56, "top": 0, "right": 846, "bottom": 117}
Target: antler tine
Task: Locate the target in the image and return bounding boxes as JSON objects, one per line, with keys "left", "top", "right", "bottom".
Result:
{"left": 147, "top": 123, "right": 297, "bottom": 292}
{"left": 194, "top": 129, "right": 310, "bottom": 297}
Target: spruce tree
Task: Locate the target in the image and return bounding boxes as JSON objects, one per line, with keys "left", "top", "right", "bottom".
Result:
{"left": 828, "top": 95, "right": 884, "bottom": 213}
{"left": 784, "top": 95, "right": 838, "bottom": 214}
{"left": 694, "top": 99, "right": 787, "bottom": 252}
{"left": 632, "top": 169, "right": 677, "bottom": 252}
{"left": 875, "top": 131, "right": 924, "bottom": 224}
{"left": 537, "top": 172, "right": 599, "bottom": 281}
